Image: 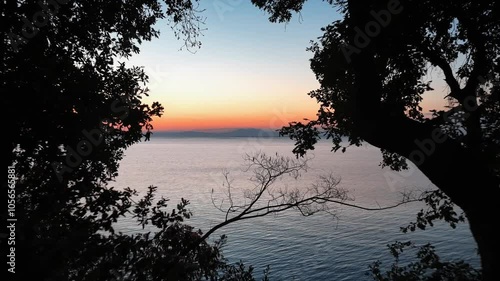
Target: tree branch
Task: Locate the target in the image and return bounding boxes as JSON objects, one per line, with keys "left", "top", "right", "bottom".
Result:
{"left": 199, "top": 152, "right": 426, "bottom": 248}
{"left": 421, "top": 48, "right": 462, "bottom": 100}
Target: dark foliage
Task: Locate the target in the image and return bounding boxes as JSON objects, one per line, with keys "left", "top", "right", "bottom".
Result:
{"left": 370, "top": 241, "right": 481, "bottom": 281}
{"left": 2, "top": 1, "right": 263, "bottom": 280}
{"left": 253, "top": 1, "right": 500, "bottom": 279}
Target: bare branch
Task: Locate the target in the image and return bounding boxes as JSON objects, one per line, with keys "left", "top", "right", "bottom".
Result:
{"left": 175, "top": 153, "right": 433, "bottom": 260}
{"left": 199, "top": 152, "right": 426, "bottom": 247}
{"left": 165, "top": 1, "right": 207, "bottom": 52}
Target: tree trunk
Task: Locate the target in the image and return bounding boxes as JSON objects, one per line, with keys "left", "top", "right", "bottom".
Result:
{"left": 354, "top": 67, "right": 500, "bottom": 281}
{"left": 466, "top": 203, "right": 499, "bottom": 280}
{"left": 345, "top": 1, "right": 500, "bottom": 279}
{"left": 354, "top": 92, "right": 500, "bottom": 280}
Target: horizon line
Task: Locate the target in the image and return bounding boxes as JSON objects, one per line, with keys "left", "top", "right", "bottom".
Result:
{"left": 153, "top": 127, "right": 283, "bottom": 133}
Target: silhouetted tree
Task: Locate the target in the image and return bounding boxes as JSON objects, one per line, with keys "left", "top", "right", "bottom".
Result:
{"left": 252, "top": 1, "right": 499, "bottom": 280}
{"left": 370, "top": 241, "right": 481, "bottom": 281}
{"left": 1, "top": 2, "right": 347, "bottom": 280}
{"left": 71, "top": 185, "right": 270, "bottom": 281}
{"left": 1, "top": 1, "right": 228, "bottom": 280}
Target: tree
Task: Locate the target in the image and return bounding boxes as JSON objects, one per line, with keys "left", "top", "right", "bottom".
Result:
{"left": 1, "top": 0, "right": 214, "bottom": 279}
{"left": 69, "top": 184, "right": 272, "bottom": 281}
{"left": 1, "top": 1, "right": 359, "bottom": 280}
{"left": 251, "top": 0, "right": 500, "bottom": 280}
{"left": 68, "top": 186, "right": 233, "bottom": 281}
{"left": 369, "top": 241, "right": 481, "bottom": 281}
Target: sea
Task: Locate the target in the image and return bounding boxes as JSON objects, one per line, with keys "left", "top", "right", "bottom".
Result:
{"left": 112, "top": 137, "right": 479, "bottom": 281}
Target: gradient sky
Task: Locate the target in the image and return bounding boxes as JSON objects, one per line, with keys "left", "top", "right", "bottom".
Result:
{"left": 127, "top": 1, "right": 448, "bottom": 131}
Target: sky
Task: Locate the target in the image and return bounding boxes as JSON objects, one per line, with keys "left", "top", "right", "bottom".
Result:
{"left": 127, "top": 1, "right": 448, "bottom": 131}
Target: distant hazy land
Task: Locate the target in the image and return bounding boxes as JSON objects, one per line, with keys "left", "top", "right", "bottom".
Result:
{"left": 154, "top": 128, "right": 281, "bottom": 138}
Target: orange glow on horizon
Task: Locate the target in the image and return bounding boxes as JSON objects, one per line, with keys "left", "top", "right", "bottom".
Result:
{"left": 151, "top": 110, "right": 318, "bottom": 131}
{"left": 146, "top": 83, "right": 449, "bottom": 132}
{"left": 149, "top": 92, "right": 449, "bottom": 132}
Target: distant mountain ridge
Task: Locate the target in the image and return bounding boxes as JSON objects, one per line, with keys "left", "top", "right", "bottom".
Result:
{"left": 154, "top": 128, "right": 281, "bottom": 138}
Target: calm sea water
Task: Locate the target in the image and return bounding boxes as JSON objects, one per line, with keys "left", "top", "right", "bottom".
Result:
{"left": 113, "top": 137, "right": 479, "bottom": 281}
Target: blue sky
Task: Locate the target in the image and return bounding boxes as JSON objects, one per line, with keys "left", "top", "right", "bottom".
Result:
{"left": 126, "top": 1, "right": 446, "bottom": 130}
